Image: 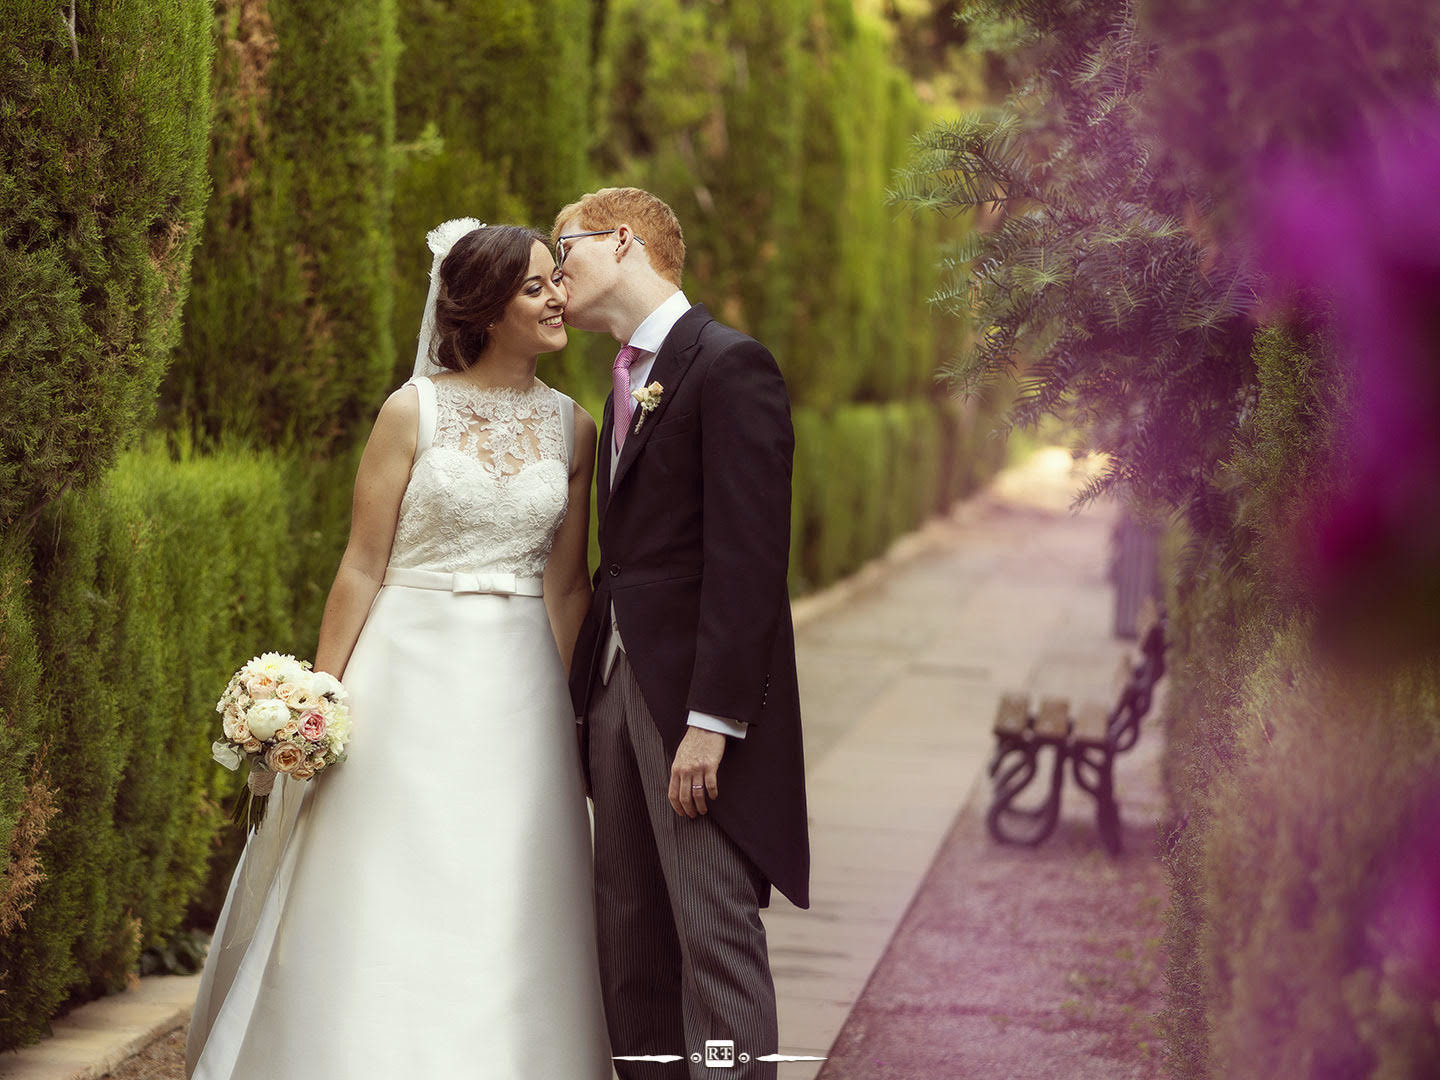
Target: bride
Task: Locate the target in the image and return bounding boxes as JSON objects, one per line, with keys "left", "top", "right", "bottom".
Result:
{"left": 185, "top": 222, "right": 611, "bottom": 1078}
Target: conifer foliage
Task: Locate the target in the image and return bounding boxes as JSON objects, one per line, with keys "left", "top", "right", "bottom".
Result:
{"left": 160, "top": 0, "right": 399, "bottom": 451}
{"left": 894, "top": 0, "right": 1258, "bottom": 521}
{"left": 0, "top": 0, "right": 213, "bottom": 528}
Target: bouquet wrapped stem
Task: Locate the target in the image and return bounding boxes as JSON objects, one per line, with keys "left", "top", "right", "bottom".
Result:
{"left": 229, "top": 767, "right": 276, "bottom": 829}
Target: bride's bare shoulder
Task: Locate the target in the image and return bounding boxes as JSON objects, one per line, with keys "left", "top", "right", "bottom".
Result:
{"left": 367, "top": 384, "right": 420, "bottom": 448}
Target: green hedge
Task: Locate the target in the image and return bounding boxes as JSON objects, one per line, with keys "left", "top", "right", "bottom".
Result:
{"left": 788, "top": 398, "right": 991, "bottom": 596}
{"left": 0, "top": 536, "right": 55, "bottom": 972}
{"left": 0, "top": 447, "right": 297, "bottom": 1050}
{"left": 1160, "top": 328, "right": 1440, "bottom": 1076}
{"left": 393, "top": 0, "right": 594, "bottom": 389}
{"left": 160, "top": 0, "right": 398, "bottom": 451}
{"left": 587, "top": 0, "right": 949, "bottom": 412}
{"left": 0, "top": 0, "right": 213, "bottom": 528}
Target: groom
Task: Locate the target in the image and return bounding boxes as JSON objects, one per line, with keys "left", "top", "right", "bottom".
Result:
{"left": 555, "top": 187, "right": 809, "bottom": 1080}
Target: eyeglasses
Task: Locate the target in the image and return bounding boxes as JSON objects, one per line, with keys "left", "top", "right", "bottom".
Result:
{"left": 554, "top": 229, "right": 645, "bottom": 269}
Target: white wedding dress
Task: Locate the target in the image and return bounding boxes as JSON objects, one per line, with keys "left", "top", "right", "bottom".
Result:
{"left": 187, "top": 377, "right": 611, "bottom": 1079}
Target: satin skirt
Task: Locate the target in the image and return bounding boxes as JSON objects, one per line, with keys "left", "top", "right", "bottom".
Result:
{"left": 187, "top": 584, "right": 611, "bottom": 1079}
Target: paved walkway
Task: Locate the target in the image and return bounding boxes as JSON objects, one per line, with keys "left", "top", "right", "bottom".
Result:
{"left": 1, "top": 447, "right": 1168, "bottom": 1080}
{"left": 764, "top": 448, "right": 1165, "bottom": 1079}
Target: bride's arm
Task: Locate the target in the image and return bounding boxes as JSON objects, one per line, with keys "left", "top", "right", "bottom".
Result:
{"left": 544, "top": 406, "right": 598, "bottom": 676}
{"left": 313, "top": 387, "right": 419, "bottom": 680}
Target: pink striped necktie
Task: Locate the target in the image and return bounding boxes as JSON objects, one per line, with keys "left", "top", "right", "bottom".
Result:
{"left": 612, "top": 344, "right": 644, "bottom": 453}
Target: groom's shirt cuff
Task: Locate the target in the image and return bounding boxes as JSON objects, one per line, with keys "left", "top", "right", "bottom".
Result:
{"left": 687, "top": 710, "right": 748, "bottom": 739}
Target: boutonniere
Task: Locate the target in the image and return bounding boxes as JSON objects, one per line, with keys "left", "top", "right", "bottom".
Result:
{"left": 631, "top": 381, "right": 664, "bottom": 434}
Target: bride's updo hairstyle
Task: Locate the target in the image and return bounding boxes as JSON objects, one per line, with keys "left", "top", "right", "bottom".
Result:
{"left": 431, "top": 224, "right": 547, "bottom": 371}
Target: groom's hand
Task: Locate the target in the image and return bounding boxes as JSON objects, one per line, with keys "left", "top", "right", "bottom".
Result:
{"left": 669, "top": 728, "right": 726, "bottom": 818}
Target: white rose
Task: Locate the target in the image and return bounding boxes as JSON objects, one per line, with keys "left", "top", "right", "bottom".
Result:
{"left": 288, "top": 681, "right": 320, "bottom": 711}
{"left": 323, "top": 701, "right": 352, "bottom": 750}
{"left": 245, "top": 698, "right": 291, "bottom": 741}
{"left": 212, "top": 740, "right": 242, "bottom": 770}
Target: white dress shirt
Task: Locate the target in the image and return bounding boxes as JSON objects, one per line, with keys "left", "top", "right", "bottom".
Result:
{"left": 602, "top": 291, "right": 748, "bottom": 740}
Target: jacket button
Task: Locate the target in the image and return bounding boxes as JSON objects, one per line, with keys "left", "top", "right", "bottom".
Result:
{"left": 609, "top": 564, "right": 620, "bottom": 577}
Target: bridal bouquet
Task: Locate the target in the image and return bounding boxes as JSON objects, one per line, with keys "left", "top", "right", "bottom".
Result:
{"left": 212, "top": 653, "right": 352, "bottom": 827}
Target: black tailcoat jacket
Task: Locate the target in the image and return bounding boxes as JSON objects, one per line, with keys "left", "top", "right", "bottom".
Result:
{"left": 570, "top": 304, "right": 810, "bottom": 910}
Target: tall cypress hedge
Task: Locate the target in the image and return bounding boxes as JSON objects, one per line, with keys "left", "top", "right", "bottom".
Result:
{"left": 0, "top": 0, "right": 215, "bottom": 1049}
{"left": 391, "top": 0, "right": 594, "bottom": 387}
{"left": 161, "top": 0, "right": 398, "bottom": 451}
{"left": 0, "top": 0, "right": 213, "bottom": 529}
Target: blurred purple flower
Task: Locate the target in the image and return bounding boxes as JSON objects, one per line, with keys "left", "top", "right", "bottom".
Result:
{"left": 1366, "top": 788, "right": 1440, "bottom": 998}
{"left": 1254, "top": 109, "right": 1440, "bottom": 659}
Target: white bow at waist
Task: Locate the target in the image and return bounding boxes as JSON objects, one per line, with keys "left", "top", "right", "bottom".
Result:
{"left": 382, "top": 566, "right": 545, "bottom": 597}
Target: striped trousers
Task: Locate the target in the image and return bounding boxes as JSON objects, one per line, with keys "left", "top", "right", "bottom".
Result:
{"left": 589, "top": 652, "right": 778, "bottom": 1080}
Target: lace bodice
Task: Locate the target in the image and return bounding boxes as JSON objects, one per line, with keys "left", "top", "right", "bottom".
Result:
{"left": 389, "top": 378, "right": 571, "bottom": 577}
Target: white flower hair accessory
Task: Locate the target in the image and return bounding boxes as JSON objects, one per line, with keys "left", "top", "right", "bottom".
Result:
{"left": 414, "top": 218, "right": 488, "bottom": 378}
{"left": 426, "top": 217, "right": 487, "bottom": 258}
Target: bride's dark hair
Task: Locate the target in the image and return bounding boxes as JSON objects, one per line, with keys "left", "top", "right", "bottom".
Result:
{"left": 431, "top": 224, "right": 547, "bottom": 372}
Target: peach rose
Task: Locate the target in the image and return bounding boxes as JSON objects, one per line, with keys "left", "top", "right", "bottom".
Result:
{"left": 246, "top": 675, "right": 276, "bottom": 700}
{"left": 291, "top": 763, "right": 316, "bottom": 781}
{"left": 223, "top": 712, "right": 251, "bottom": 742}
{"left": 274, "top": 681, "right": 300, "bottom": 705}
{"left": 243, "top": 737, "right": 263, "bottom": 754}
{"left": 266, "top": 741, "right": 305, "bottom": 774}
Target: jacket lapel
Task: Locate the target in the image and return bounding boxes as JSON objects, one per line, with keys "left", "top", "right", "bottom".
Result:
{"left": 597, "top": 392, "right": 614, "bottom": 523}
{"left": 611, "top": 304, "right": 711, "bottom": 495}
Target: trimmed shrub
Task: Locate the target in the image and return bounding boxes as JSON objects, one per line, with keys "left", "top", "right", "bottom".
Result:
{"left": 0, "top": 447, "right": 296, "bottom": 1049}
{"left": 0, "top": 538, "right": 58, "bottom": 1004}
{"left": 792, "top": 399, "right": 993, "bottom": 594}
{"left": 0, "top": 0, "right": 214, "bottom": 528}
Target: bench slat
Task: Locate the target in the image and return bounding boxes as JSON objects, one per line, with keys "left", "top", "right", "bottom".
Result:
{"left": 1035, "top": 696, "right": 1070, "bottom": 739}
{"left": 994, "top": 692, "right": 1030, "bottom": 734}
{"left": 1073, "top": 701, "right": 1110, "bottom": 743}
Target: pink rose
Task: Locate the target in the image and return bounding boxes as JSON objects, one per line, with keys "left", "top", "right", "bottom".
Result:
{"left": 300, "top": 712, "right": 327, "bottom": 743}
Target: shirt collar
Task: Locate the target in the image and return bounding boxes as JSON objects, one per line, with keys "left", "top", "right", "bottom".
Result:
{"left": 626, "top": 291, "right": 692, "bottom": 356}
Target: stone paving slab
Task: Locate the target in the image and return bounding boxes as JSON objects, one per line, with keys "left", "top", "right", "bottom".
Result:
{"left": 0, "top": 976, "right": 200, "bottom": 1080}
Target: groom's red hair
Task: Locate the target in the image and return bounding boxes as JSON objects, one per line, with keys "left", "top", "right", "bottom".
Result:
{"left": 553, "top": 187, "right": 685, "bottom": 287}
